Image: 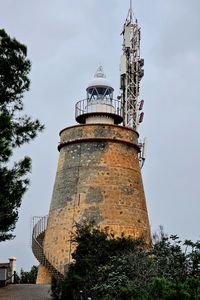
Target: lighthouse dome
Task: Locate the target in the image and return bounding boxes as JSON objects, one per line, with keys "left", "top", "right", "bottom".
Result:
{"left": 86, "top": 66, "right": 114, "bottom": 91}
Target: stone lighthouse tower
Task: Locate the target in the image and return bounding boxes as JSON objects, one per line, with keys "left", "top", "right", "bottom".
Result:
{"left": 33, "top": 3, "right": 151, "bottom": 284}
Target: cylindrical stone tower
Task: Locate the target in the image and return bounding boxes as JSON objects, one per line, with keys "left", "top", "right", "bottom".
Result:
{"left": 36, "top": 67, "right": 151, "bottom": 283}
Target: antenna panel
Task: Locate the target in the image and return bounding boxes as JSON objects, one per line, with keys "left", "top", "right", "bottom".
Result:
{"left": 124, "top": 25, "right": 131, "bottom": 48}
{"left": 139, "top": 112, "right": 144, "bottom": 123}
{"left": 139, "top": 100, "right": 144, "bottom": 110}
{"left": 120, "top": 55, "right": 127, "bottom": 75}
{"left": 142, "top": 137, "right": 148, "bottom": 159}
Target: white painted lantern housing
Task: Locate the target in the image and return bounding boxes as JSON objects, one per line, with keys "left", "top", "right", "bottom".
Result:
{"left": 75, "top": 66, "right": 123, "bottom": 125}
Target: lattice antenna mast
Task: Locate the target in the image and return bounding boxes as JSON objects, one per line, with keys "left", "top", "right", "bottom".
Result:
{"left": 120, "top": 0, "right": 144, "bottom": 130}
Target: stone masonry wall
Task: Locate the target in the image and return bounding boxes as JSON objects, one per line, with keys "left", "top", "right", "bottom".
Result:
{"left": 42, "top": 124, "right": 151, "bottom": 276}
{"left": 36, "top": 264, "right": 52, "bottom": 285}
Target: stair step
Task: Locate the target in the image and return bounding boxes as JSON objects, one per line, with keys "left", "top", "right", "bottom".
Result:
{"left": 32, "top": 217, "right": 64, "bottom": 281}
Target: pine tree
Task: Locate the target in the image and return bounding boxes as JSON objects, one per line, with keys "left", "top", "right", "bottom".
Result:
{"left": 0, "top": 29, "right": 44, "bottom": 241}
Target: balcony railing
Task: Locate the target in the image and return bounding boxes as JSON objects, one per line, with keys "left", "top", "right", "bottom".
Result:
{"left": 75, "top": 98, "right": 123, "bottom": 124}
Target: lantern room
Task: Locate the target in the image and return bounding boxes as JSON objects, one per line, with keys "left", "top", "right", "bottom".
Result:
{"left": 75, "top": 66, "right": 123, "bottom": 125}
{"left": 86, "top": 66, "right": 114, "bottom": 102}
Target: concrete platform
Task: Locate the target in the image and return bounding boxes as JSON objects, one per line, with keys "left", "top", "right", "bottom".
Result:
{"left": 0, "top": 284, "right": 52, "bottom": 299}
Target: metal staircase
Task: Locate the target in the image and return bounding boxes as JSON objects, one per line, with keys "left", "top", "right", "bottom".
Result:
{"left": 32, "top": 216, "right": 64, "bottom": 281}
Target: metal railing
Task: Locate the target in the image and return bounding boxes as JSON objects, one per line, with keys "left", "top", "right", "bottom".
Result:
{"left": 0, "top": 271, "right": 18, "bottom": 287}
{"left": 32, "top": 216, "right": 64, "bottom": 281}
{"left": 32, "top": 216, "right": 48, "bottom": 240}
{"left": 75, "top": 98, "right": 123, "bottom": 123}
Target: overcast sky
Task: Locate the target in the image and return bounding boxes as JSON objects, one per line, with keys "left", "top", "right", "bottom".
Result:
{"left": 1, "top": 0, "right": 200, "bottom": 272}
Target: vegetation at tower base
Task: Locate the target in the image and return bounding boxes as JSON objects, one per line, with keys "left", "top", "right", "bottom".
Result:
{"left": 51, "top": 223, "right": 200, "bottom": 300}
{"left": 0, "top": 29, "right": 44, "bottom": 242}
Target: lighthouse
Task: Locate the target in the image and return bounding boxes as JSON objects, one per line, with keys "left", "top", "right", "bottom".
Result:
{"left": 32, "top": 2, "right": 151, "bottom": 284}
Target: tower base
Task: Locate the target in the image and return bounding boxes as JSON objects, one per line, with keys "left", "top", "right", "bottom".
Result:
{"left": 36, "top": 265, "right": 52, "bottom": 285}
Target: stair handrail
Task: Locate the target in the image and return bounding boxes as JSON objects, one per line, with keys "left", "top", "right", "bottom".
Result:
{"left": 32, "top": 216, "right": 64, "bottom": 281}
{"left": 32, "top": 215, "right": 48, "bottom": 239}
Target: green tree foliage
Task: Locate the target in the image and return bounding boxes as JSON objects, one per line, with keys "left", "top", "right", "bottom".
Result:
{"left": 0, "top": 29, "right": 44, "bottom": 241}
{"left": 53, "top": 223, "right": 200, "bottom": 300}
{"left": 18, "top": 265, "right": 38, "bottom": 284}
{"left": 55, "top": 222, "right": 149, "bottom": 299}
